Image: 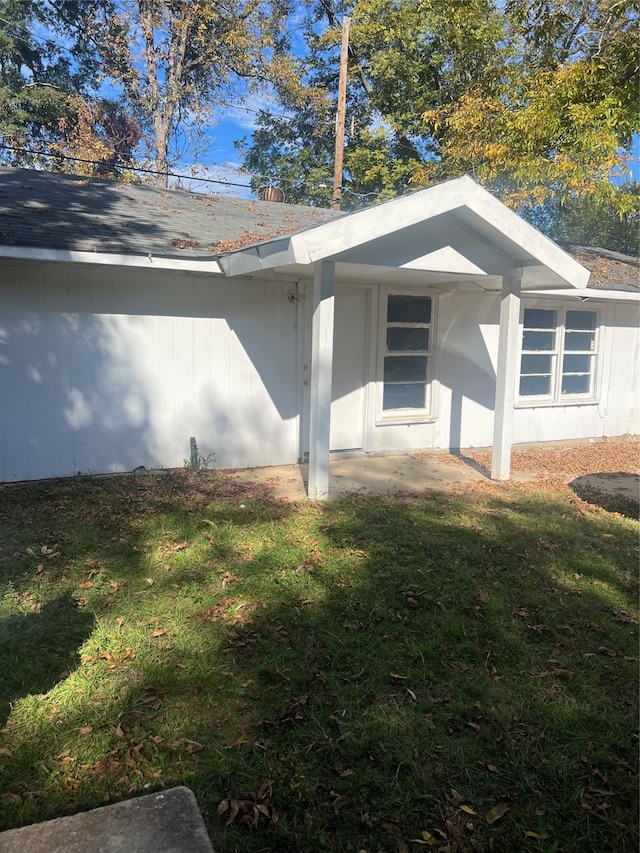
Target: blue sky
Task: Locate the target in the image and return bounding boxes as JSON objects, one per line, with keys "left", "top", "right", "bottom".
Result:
{"left": 19, "top": 4, "right": 640, "bottom": 197}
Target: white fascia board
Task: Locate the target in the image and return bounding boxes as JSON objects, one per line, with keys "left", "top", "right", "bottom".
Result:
{"left": 528, "top": 288, "right": 640, "bottom": 303}
{"left": 462, "top": 191, "right": 590, "bottom": 289}
{"left": 220, "top": 235, "right": 304, "bottom": 276}
{"left": 300, "top": 177, "right": 470, "bottom": 262}
{"left": 287, "top": 176, "right": 589, "bottom": 290}
{"left": 0, "top": 245, "right": 224, "bottom": 274}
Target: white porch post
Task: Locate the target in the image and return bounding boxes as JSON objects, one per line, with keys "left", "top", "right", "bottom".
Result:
{"left": 308, "top": 260, "right": 336, "bottom": 500}
{"left": 491, "top": 269, "right": 522, "bottom": 480}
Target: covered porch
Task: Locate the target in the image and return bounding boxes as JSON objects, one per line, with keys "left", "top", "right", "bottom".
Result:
{"left": 219, "top": 176, "right": 589, "bottom": 499}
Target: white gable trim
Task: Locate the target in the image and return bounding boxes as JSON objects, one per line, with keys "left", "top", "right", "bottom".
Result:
{"left": 219, "top": 176, "right": 590, "bottom": 291}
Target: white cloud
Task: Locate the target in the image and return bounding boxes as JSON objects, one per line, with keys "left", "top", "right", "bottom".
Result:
{"left": 211, "top": 88, "right": 292, "bottom": 132}
{"left": 168, "top": 163, "right": 254, "bottom": 199}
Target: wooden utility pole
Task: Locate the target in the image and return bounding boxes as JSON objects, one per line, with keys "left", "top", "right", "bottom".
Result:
{"left": 332, "top": 16, "right": 350, "bottom": 211}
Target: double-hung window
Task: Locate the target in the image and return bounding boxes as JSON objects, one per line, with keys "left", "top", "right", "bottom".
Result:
{"left": 380, "top": 293, "right": 433, "bottom": 416}
{"left": 519, "top": 307, "right": 598, "bottom": 402}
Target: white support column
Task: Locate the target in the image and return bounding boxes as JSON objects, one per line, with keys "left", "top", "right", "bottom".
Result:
{"left": 491, "top": 269, "right": 522, "bottom": 480}
{"left": 308, "top": 260, "right": 336, "bottom": 500}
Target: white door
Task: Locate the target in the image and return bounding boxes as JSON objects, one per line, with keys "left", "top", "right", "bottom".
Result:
{"left": 330, "top": 286, "right": 369, "bottom": 451}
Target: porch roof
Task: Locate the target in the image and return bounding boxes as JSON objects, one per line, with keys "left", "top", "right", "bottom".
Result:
{"left": 218, "top": 175, "right": 590, "bottom": 291}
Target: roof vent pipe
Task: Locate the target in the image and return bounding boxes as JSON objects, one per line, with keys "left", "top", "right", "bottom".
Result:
{"left": 258, "top": 186, "right": 285, "bottom": 203}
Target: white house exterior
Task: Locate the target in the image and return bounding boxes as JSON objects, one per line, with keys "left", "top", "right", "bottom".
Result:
{"left": 0, "top": 168, "right": 637, "bottom": 496}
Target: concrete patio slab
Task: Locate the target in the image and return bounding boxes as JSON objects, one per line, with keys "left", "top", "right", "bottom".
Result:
{"left": 231, "top": 451, "right": 494, "bottom": 501}
{"left": 0, "top": 787, "right": 214, "bottom": 853}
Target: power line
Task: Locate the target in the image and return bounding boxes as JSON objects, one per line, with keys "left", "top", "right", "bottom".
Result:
{"left": 0, "top": 141, "right": 339, "bottom": 195}
{"left": 0, "top": 141, "right": 415, "bottom": 205}
{"left": 0, "top": 143, "right": 254, "bottom": 189}
{"left": 0, "top": 15, "right": 78, "bottom": 57}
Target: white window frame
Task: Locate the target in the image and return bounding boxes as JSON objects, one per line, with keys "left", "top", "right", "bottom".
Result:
{"left": 375, "top": 288, "right": 437, "bottom": 424}
{"left": 517, "top": 302, "right": 600, "bottom": 406}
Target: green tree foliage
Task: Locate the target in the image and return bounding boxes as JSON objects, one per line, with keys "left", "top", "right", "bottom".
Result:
{"left": 240, "top": 0, "right": 639, "bottom": 251}
{"left": 419, "top": 2, "right": 639, "bottom": 214}
{"left": 240, "top": 0, "right": 504, "bottom": 208}
{"left": 80, "top": 0, "right": 294, "bottom": 186}
{"left": 0, "top": 0, "right": 141, "bottom": 176}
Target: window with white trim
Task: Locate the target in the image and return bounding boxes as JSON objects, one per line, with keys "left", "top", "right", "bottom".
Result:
{"left": 519, "top": 307, "right": 598, "bottom": 402}
{"left": 381, "top": 293, "right": 433, "bottom": 415}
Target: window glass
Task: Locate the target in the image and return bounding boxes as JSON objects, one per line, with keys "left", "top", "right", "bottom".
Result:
{"left": 387, "top": 327, "right": 429, "bottom": 351}
{"left": 520, "top": 375, "right": 552, "bottom": 396}
{"left": 382, "top": 294, "right": 432, "bottom": 413}
{"left": 523, "top": 308, "right": 556, "bottom": 329}
{"left": 519, "top": 306, "right": 598, "bottom": 402}
{"left": 563, "top": 354, "right": 591, "bottom": 373}
{"left": 566, "top": 310, "right": 596, "bottom": 331}
{"left": 522, "top": 330, "right": 555, "bottom": 351}
{"left": 562, "top": 373, "right": 590, "bottom": 395}
{"left": 564, "top": 331, "right": 595, "bottom": 352}
{"left": 384, "top": 355, "right": 427, "bottom": 383}
{"left": 383, "top": 383, "right": 426, "bottom": 410}
{"left": 387, "top": 295, "right": 431, "bottom": 324}
{"left": 520, "top": 354, "right": 552, "bottom": 375}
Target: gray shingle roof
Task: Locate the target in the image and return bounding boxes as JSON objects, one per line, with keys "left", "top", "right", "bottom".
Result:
{"left": 0, "top": 167, "right": 341, "bottom": 259}
{"left": 561, "top": 244, "right": 639, "bottom": 293}
{"left": 0, "top": 168, "right": 637, "bottom": 294}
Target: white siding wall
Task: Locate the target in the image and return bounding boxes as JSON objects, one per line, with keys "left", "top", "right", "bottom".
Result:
{"left": 324, "top": 282, "right": 639, "bottom": 455}
{"left": 0, "top": 260, "right": 300, "bottom": 481}
{"left": 1, "top": 260, "right": 637, "bottom": 483}
{"left": 512, "top": 299, "right": 640, "bottom": 444}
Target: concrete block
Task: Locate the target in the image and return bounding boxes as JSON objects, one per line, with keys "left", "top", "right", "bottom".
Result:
{"left": 0, "top": 786, "right": 214, "bottom": 853}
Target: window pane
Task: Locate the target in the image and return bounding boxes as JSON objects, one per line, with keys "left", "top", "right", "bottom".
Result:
{"left": 563, "top": 354, "right": 591, "bottom": 373}
{"left": 383, "top": 383, "right": 425, "bottom": 410}
{"left": 566, "top": 310, "right": 596, "bottom": 331}
{"left": 522, "top": 330, "right": 555, "bottom": 351}
{"left": 564, "top": 331, "right": 594, "bottom": 351}
{"left": 387, "top": 295, "right": 431, "bottom": 324}
{"left": 384, "top": 355, "right": 427, "bottom": 382}
{"left": 562, "top": 373, "right": 590, "bottom": 395}
{"left": 523, "top": 308, "right": 556, "bottom": 329}
{"left": 387, "top": 326, "right": 430, "bottom": 351}
{"left": 521, "top": 354, "right": 552, "bottom": 375}
{"left": 519, "top": 374, "right": 552, "bottom": 396}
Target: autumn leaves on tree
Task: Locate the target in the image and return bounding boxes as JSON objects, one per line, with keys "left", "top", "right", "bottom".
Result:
{"left": 0, "top": 0, "right": 637, "bottom": 250}
{"left": 241, "top": 0, "right": 639, "bottom": 251}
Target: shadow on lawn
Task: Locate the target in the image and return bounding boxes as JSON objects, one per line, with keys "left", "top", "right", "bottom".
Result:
{"left": 192, "top": 490, "right": 638, "bottom": 852}
{"left": 0, "top": 593, "right": 95, "bottom": 723}
{"left": 0, "top": 477, "right": 637, "bottom": 851}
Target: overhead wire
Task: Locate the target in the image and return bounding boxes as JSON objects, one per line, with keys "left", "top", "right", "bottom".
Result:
{"left": 0, "top": 13, "right": 423, "bottom": 198}
{"left": 0, "top": 141, "right": 337, "bottom": 194}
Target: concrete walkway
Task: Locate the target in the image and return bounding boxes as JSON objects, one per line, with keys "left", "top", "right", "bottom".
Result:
{"left": 231, "top": 451, "right": 500, "bottom": 501}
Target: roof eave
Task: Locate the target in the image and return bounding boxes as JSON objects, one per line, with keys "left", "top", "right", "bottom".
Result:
{"left": 219, "top": 233, "right": 309, "bottom": 276}
{"left": 0, "top": 245, "right": 224, "bottom": 274}
{"left": 530, "top": 287, "right": 640, "bottom": 303}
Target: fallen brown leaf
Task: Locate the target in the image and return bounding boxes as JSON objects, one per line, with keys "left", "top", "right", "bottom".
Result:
{"left": 486, "top": 801, "right": 509, "bottom": 824}
{"left": 218, "top": 780, "right": 278, "bottom": 831}
{"left": 331, "top": 793, "right": 350, "bottom": 814}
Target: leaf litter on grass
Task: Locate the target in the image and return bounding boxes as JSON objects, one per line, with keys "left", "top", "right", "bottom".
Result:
{"left": 0, "top": 452, "right": 637, "bottom": 851}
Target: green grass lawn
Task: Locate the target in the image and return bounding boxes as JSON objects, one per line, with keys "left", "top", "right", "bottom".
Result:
{"left": 0, "top": 471, "right": 637, "bottom": 852}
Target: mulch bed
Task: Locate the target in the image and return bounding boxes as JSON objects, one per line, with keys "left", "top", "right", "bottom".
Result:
{"left": 464, "top": 436, "right": 640, "bottom": 518}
